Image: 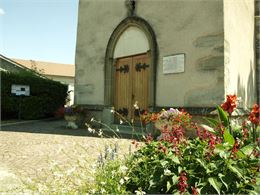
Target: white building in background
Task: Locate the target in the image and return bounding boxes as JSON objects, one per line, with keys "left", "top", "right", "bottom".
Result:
{"left": 13, "top": 59, "right": 75, "bottom": 105}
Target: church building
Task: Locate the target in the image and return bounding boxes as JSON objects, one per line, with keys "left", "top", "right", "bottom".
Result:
{"left": 74, "top": 0, "right": 258, "bottom": 124}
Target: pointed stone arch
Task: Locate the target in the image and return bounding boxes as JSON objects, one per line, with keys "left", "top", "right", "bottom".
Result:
{"left": 104, "top": 16, "right": 158, "bottom": 109}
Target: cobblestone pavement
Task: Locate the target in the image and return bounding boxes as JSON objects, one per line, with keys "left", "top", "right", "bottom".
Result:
{"left": 0, "top": 119, "right": 132, "bottom": 192}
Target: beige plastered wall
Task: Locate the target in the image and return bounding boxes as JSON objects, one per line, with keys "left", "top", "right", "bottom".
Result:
{"left": 224, "top": 0, "right": 256, "bottom": 109}
{"left": 75, "top": 0, "right": 225, "bottom": 107}
{"left": 75, "top": 0, "right": 126, "bottom": 105}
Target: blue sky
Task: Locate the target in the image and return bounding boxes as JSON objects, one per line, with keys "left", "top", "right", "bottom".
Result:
{"left": 0, "top": 0, "right": 79, "bottom": 64}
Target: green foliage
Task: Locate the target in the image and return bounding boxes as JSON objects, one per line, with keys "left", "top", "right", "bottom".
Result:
{"left": 94, "top": 160, "right": 130, "bottom": 194}
{"left": 1, "top": 71, "right": 67, "bottom": 119}
{"left": 93, "top": 105, "right": 259, "bottom": 194}
{"left": 19, "top": 99, "right": 260, "bottom": 194}
{"left": 216, "top": 105, "right": 229, "bottom": 128}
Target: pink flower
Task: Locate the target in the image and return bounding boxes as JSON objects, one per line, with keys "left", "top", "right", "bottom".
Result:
{"left": 178, "top": 171, "right": 188, "bottom": 193}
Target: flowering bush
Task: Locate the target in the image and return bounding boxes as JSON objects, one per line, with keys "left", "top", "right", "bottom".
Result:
{"left": 20, "top": 95, "right": 260, "bottom": 194}
{"left": 94, "top": 96, "right": 260, "bottom": 194}
{"left": 141, "top": 108, "right": 195, "bottom": 139}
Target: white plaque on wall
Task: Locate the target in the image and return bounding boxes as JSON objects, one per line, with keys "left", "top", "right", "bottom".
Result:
{"left": 163, "top": 54, "right": 185, "bottom": 74}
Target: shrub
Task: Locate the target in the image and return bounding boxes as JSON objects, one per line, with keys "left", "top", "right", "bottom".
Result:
{"left": 94, "top": 96, "right": 260, "bottom": 194}
{"left": 18, "top": 95, "right": 259, "bottom": 194}
{"left": 1, "top": 71, "right": 67, "bottom": 119}
{"left": 94, "top": 160, "right": 129, "bottom": 194}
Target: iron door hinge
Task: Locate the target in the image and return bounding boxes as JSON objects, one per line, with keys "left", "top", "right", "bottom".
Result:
{"left": 116, "top": 64, "right": 129, "bottom": 73}
{"left": 135, "top": 63, "right": 149, "bottom": 72}
{"left": 117, "top": 108, "right": 128, "bottom": 116}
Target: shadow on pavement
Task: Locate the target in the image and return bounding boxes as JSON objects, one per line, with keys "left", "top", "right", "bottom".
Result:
{"left": 0, "top": 119, "right": 136, "bottom": 139}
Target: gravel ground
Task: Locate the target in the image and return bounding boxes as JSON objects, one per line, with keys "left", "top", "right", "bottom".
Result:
{"left": 0, "top": 119, "right": 134, "bottom": 192}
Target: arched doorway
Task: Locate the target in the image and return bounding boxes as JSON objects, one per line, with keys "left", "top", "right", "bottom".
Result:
{"left": 104, "top": 16, "right": 158, "bottom": 121}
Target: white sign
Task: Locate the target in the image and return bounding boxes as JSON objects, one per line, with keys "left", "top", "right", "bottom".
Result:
{"left": 11, "top": 84, "right": 30, "bottom": 96}
{"left": 163, "top": 54, "right": 185, "bottom": 74}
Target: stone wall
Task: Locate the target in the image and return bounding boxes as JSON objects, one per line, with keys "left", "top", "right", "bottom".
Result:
{"left": 75, "top": 0, "right": 126, "bottom": 105}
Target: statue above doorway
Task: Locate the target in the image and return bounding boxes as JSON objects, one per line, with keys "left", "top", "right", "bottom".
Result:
{"left": 125, "top": 0, "right": 136, "bottom": 16}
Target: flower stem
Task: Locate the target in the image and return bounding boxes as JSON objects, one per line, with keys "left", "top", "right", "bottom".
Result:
{"left": 252, "top": 124, "right": 256, "bottom": 143}
{"left": 228, "top": 114, "right": 232, "bottom": 136}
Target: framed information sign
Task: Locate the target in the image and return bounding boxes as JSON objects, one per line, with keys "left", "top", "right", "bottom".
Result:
{"left": 11, "top": 84, "right": 30, "bottom": 96}
{"left": 163, "top": 54, "right": 185, "bottom": 74}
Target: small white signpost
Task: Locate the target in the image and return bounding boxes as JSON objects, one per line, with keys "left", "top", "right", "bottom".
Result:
{"left": 11, "top": 84, "right": 30, "bottom": 119}
{"left": 11, "top": 84, "right": 30, "bottom": 96}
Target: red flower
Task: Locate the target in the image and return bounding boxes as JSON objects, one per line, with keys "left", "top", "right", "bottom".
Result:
{"left": 131, "top": 140, "right": 139, "bottom": 148}
{"left": 158, "top": 143, "right": 167, "bottom": 154}
{"left": 208, "top": 135, "right": 217, "bottom": 150}
{"left": 145, "top": 133, "right": 153, "bottom": 144}
{"left": 178, "top": 171, "right": 188, "bottom": 193}
{"left": 242, "top": 121, "right": 249, "bottom": 141}
{"left": 191, "top": 186, "right": 199, "bottom": 195}
{"left": 221, "top": 95, "right": 237, "bottom": 115}
{"left": 231, "top": 139, "right": 239, "bottom": 159}
{"left": 249, "top": 104, "right": 260, "bottom": 125}
{"left": 150, "top": 113, "right": 159, "bottom": 121}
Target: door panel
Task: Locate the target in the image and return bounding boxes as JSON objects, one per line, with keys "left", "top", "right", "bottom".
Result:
{"left": 132, "top": 54, "right": 150, "bottom": 119}
{"left": 115, "top": 57, "right": 132, "bottom": 119}
{"left": 114, "top": 53, "right": 149, "bottom": 122}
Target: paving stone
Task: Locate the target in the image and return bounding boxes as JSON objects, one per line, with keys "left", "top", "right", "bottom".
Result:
{"left": 0, "top": 119, "right": 133, "bottom": 193}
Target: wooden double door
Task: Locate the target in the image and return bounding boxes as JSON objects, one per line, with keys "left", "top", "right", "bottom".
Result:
{"left": 114, "top": 53, "right": 150, "bottom": 121}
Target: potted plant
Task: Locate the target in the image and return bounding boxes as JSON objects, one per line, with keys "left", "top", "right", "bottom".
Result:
{"left": 64, "top": 105, "right": 84, "bottom": 129}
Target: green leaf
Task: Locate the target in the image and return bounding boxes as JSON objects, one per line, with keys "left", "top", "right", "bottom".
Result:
{"left": 218, "top": 173, "right": 228, "bottom": 191}
{"left": 216, "top": 106, "right": 229, "bottom": 127}
{"left": 208, "top": 177, "right": 222, "bottom": 195}
{"left": 196, "top": 158, "right": 207, "bottom": 170}
{"left": 178, "top": 166, "right": 182, "bottom": 174}
{"left": 214, "top": 143, "right": 232, "bottom": 157}
{"left": 203, "top": 117, "right": 219, "bottom": 127}
{"left": 228, "top": 164, "right": 243, "bottom": 178}
{"left": 149, "top": 179, "right": 156, "bottom": 188}
{"left": 171, "top": 155, "right": 180, "bottom": 164}
{"left": 172, "top": 175, "right": 178, "bottom": 185}
{"left": 219, "top": 151, "right": 229, "bottom": 159}
{"left": 214, "top": 144, "right": 226, "bottom": 153}
{"left": 240, "top": 144, "right": 255, "bottom": 156}
{"left": 160, "top": 160, "right": 168, "bottom": 167}
{"left": 223, "top": 129, "right": 235, "bottom": 146}
{"left": 167, "top": 181, "right": 171, "bottom": 192}
{"left": 200, "top": 124, "right": 216, "bottom": 134}
{"left": 236, "top": 150, "right": 246, "bottom": 159}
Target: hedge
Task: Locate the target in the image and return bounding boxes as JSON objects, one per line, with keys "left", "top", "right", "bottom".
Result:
{"left": 1, "top": 71, "right": 68, "bottom": 120}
